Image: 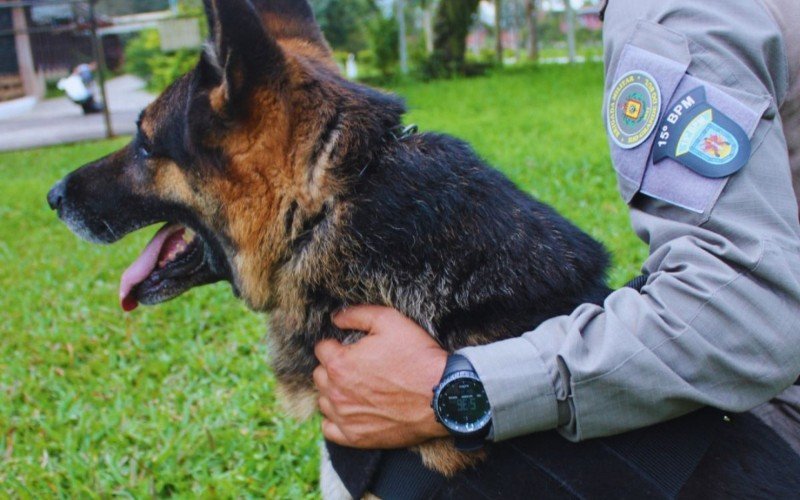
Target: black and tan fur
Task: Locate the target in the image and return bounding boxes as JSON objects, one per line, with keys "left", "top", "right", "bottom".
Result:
{"left": 47, "top": 0, "right": 608, "bottom": 485}
{"left": 47, "top": 0, "right": 800, "bottom": 498}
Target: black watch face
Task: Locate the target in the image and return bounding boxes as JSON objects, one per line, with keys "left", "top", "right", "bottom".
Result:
{"left": 436, "top": 374, "right": 491, "bottom": 434}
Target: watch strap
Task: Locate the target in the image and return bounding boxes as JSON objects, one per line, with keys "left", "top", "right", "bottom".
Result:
{"left": 443, "top": 353, "right": 476, "bottom": 375}
{"left": 455, "top": 426, "right": 491, "bottom": 452}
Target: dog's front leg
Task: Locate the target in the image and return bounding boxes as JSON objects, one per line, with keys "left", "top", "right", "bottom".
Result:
{"left": 320, "top": 443, "right": 355, "bottom": 500}
{"left": 417, "top": 438, "right": 487, "bottom": 477}
{"left": 275, "top": 379, "right": 319, "bottom": 421}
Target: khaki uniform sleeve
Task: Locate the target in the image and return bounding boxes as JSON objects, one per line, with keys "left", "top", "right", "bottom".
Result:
{"left": 460, "top": 0, "right": 800, "bottom": 442}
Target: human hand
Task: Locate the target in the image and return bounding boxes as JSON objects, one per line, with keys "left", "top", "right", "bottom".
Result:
{"left": 313, "top": 306, "right": 449, "bottom": 449}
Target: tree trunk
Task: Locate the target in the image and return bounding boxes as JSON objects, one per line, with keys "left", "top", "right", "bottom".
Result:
{"left": 423, "top": 3, "right": 435, "bottom": 54}
{"left": 513, "top": 0, "right": 524, "bottom": 61}
{"left": 11, "top": 6, "right": 38, "bottom": 98}
{"left": 564, "top": 0, "right": 576, "bottom": 63}
{"left": 494, "top": 0, "right": 503, "bottom": 65}
{"left": 397, "top": 0, "right": 408, "bottom": 74}
{"left": 525, "top": 0, "right": 538, "bottom": 62}
{"left": 431, "top": 0, "right": 480, "bottom": 75}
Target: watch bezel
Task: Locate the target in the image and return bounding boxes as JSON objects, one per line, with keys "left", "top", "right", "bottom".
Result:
{"left": 433, "top": 370, "right": 492, "bottom": 436}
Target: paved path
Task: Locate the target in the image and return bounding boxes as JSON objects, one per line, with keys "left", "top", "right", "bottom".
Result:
{"left": 0, "top": 75, "right": 154, "bottom": 152}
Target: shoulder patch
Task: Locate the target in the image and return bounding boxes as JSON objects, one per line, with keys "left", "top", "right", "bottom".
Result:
{"left": 607, "top": 70, "right": 662, "bottom": 149}
{"left": 653, "top": 87, "right": 751, "bottom": 178}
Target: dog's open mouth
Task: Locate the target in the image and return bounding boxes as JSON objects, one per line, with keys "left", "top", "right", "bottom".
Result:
{"left": 119, "top": 224, "right": 221, "bottom": 312}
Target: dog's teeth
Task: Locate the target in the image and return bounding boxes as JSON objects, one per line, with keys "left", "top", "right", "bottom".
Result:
{"left": 155, "top": 228, "right": 195, "bottom": 270}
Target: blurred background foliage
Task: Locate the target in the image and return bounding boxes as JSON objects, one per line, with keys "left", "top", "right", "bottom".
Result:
{"left": 310, "top": 0, "right": 379, "bottom": 54}
{"left": 124, "top": 29, "right": 199, "bottom": 92}
{"left": 122, "top": 0, "right": 603, "bottom": 90}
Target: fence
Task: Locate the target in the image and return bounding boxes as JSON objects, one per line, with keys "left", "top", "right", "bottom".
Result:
{"left": 0, "top": 0, "right": 119, "bottom": 136}
{"left": 0, "top": 0, "right": 202, "bottom": 140}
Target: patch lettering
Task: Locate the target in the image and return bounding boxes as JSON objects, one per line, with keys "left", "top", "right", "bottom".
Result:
{"left": 653, "top": 87, "right": 751, "bottom": 179}
{"left": 607, "top": 70, "right": 662, "bottom": 149}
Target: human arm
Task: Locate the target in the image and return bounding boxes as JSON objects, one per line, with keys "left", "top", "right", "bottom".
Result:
{"left": 459, "top": 0, "right": 800, "bottom": 442}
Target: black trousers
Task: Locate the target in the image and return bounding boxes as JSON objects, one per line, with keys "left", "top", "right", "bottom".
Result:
{"left": 77, "top": 96, "right": 102, "bottom": 115}
{"left": 328, "top": 408, "right": 800, "bottom": 500}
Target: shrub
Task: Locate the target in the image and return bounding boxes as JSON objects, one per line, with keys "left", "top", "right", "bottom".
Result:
{"left": 125, "top": 29, "right": 200, "bottom": 93}
{"left": 366, "top": 16, "right": 399, "bottom": 78}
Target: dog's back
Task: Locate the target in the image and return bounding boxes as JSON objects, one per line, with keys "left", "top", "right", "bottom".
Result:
{"left": 329, "top": 132, "right": 611, "bottom": 351}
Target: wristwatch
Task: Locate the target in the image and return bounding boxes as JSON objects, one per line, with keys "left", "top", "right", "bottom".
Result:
{"left": 431, "top": 354, "right": 493, "bottom": 451}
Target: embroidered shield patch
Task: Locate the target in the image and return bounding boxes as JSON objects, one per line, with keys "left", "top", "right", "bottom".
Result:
{"left": 607, "top": 70, "right": 662, "bottom": 149}
{"left": 653, "top": 86, "right": 751, "bottom": 178}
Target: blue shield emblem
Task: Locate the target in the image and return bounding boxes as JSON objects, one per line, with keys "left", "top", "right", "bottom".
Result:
{"left": 653, "top": 87, "right": 751, "bottom": 179}
{"left": 677, "top": 109, "right": 739, "bottom": 166}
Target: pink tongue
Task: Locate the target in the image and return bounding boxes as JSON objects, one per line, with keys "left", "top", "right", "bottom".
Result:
{"left": 119, "top": 224, "right": 184, "bottom": 312}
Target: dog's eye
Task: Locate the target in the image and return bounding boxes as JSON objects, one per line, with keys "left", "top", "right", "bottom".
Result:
{"left": 138, "top": 143, "right": 153, "bottom": 160}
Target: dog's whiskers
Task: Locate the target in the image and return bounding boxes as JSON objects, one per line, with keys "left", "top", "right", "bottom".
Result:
{"left": 101, "top": 219, "right": 119, "bottom": 240}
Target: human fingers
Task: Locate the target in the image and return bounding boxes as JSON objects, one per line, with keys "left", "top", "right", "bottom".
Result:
{"left": 314, "top": 338, "right": 345, "bottom": 366}
{"left": 322, "top": 418, "right": 349, "bottom": 445}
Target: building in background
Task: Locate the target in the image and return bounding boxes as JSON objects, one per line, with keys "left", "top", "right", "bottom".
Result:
{"left": 0, "top": 1, "right": 125, "bottom": 105}
{"left": 467, "top": 0, "right": 602, "bottom": 59}
{"left": 0, "top": 3, "right": 33, "bottom": 103}
{"left": 0, "top": 0, "right": 184, "bottom": 106}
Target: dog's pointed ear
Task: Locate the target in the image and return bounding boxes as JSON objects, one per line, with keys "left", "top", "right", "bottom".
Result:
{"left": 201, "top": 0, "right": 286, "bottom": 111}
{"left": 250, "top": 0, "right": 330, "bottom": 51}
{"left": 202, "top": 0, "right": 217, "bottom": 40}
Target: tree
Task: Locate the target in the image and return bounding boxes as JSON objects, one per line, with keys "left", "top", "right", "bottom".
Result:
{"left": 420, "top": 0, "right": 435, "bottom": 54}
{"left": 402, "top": 0, "right": 437, "bottom": 55}
{"left": 494, "top": 0, "right": 502, "bottom": 64}
{"left": 429, "top": 0, "right": 479, "bottom": 76}
{"left": 524, "top": 0, "right": 537, "bottom": 62}
{"left": 564, "top": 0, "right": 576, "bottom": 62}
{"left": 309, "top": 0, "right": 379, "bottom": 53}
{"left": 367, "top": 14, "right": 400, "bottom": 77}
{"left": 397, "top": 0, "right": 408, "bottom": 74}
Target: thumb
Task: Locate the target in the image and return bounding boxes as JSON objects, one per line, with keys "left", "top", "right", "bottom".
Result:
{"left": 331, "top": 305, "right": 398, "bottom": 335}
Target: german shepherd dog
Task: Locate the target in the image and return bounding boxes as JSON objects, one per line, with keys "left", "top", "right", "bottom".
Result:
{"left": 48, "top": 0, "right": 800, "bottom": 498}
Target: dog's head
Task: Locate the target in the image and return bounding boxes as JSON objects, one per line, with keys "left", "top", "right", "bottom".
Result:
{"left": 47, "top": 0, "right": 404, "bottom": 312}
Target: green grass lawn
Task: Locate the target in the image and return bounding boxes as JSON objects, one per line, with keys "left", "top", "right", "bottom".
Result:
{"left": 0, "top": 63, "right": 647, "bottom": 497}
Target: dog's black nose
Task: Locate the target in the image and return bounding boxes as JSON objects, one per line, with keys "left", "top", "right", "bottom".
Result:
{"left": 47, "top": 180, "right": 66, "bottom": 211}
